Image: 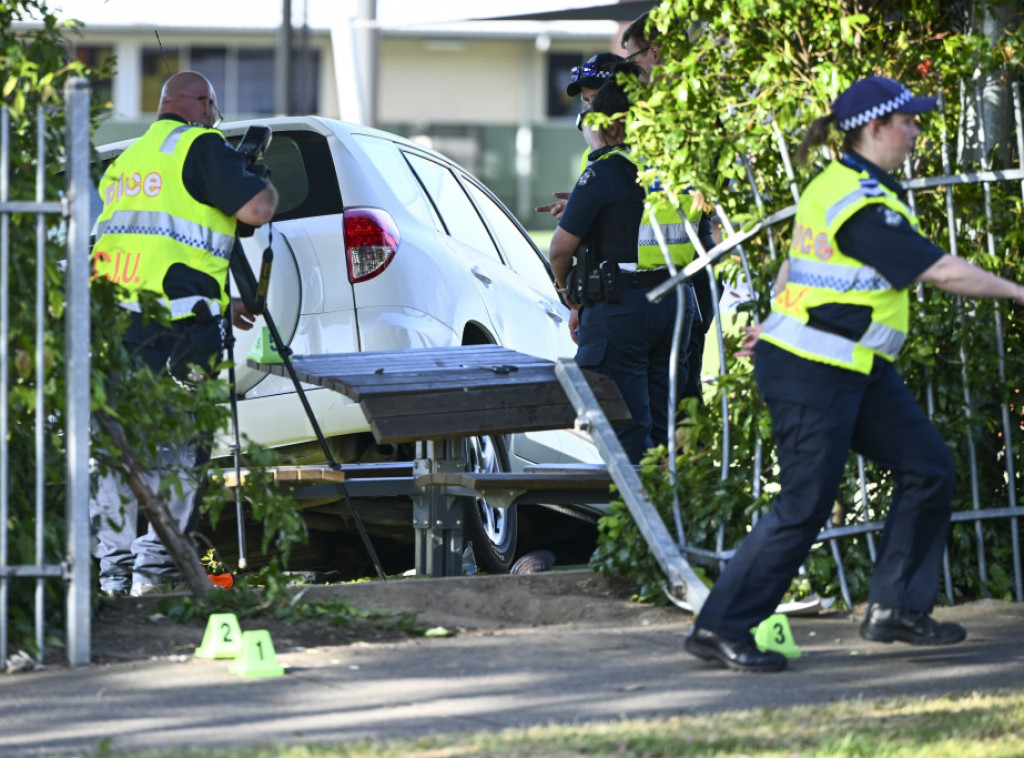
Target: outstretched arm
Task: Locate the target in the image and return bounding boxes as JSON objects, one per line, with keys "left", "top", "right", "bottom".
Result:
{"left": 917, "top": 254, "right": 1024, "bottom": 303}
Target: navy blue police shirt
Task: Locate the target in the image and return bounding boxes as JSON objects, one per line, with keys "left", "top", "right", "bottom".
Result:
{"left": 804, "top": 151, "right": 944, "bottom": 341}
{"left": 159, "top": 114, "right": 269, "bottom": 300}
{"left": 558, "top": 145, "right": 645, "bottom": 266}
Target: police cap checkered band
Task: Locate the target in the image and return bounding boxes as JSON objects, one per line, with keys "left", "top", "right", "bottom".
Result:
{"left": 832, "top": 76, "right": 937, "bottom": 132}
{"left": 567, "top": 52, "right": 625, "bottom": 96}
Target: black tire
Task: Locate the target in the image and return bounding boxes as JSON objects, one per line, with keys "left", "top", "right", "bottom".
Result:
{"left": 461, "top": 434, "right": 517, "bottom": 573}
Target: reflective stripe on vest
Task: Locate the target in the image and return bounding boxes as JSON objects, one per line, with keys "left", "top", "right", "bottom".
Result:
{"left": 824, "top": 179, "right": 885, "bottom": 227}
{"left": 786, "top": 257, "right": 891, "bottom": 293}
{"left": 762, "top": 310, "right": 906, "bottom": 364}
{"left": 118, "top": 297, "right": 223, "bottom": 320}
{"left": 93, "top": 210, "right": 234, "bottom": 260}
{"left": 760, "top": 161, "right": 913, "bottom": 374}
{"left": 159, "top": 124, "right": 193, "bottom": 155}
{"left": 92, "top": 119, "right": 237, "bottom": 318}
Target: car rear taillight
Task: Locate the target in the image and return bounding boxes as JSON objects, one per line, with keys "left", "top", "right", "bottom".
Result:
{"left": 344, "top": 207, "right": 400, "bottom": 282}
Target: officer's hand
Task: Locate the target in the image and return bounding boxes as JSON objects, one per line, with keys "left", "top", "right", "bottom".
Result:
{"left": 734, "top": 323, "right": 762, "bottom": 357}
{"left": 231, "top": 298, "right": 256, "bottom": 331}
{"left": 568, "top": 307, "right": 580, "bottom": 345}
{"left": 536, "top": 192, "right": 570, "bottom": 219}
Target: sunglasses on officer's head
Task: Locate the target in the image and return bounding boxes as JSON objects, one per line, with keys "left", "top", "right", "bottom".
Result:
{"left": 569, "top": 62, "right": 615, "bottom": 84}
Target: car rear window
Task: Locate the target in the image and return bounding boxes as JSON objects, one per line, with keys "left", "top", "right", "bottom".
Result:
{"left": 248, "top": 131, "right": 342, "bottom": 222}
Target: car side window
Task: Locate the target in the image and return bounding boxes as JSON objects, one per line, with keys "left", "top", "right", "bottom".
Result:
{"left": 403, "top": 152, "right": 502, "bottom": 263}
{"left": 463, "top": 180, "right": 555, "bottom": 288}
{"left": 351, "top": 135, "right": 442, "bottom": 231}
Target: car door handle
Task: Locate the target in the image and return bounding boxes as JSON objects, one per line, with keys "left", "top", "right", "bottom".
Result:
{"left": 471, "top": 266, "right": 492, "bottom": 285}
{"left": 544, "top": 304, "right": 564, "bottom": 324}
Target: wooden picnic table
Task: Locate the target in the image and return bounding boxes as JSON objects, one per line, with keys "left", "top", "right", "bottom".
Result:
{"left": 248, "top": 344, "right": 630, "bottom": 576}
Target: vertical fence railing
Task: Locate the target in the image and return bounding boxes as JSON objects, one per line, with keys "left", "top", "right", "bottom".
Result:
{"left": 66, "top": 78, "right": 93, "bottom": 666}
{"left": 0, "top": 78, "right": 92, "bottom": 671}
{"left": 649, "top": 88, "right": 1024, "bottom": 611}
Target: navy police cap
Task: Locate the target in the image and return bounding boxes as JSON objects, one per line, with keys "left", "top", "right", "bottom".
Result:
{"left": 832, "top": 76, "right": 937, "bottom": 132}
{"left": 567, "top": 53, "right": 625, "bottom": 97}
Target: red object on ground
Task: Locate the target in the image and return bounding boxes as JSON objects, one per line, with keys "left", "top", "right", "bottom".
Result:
{"left": 208, "top": 573, "right": 234, "bottom": 589}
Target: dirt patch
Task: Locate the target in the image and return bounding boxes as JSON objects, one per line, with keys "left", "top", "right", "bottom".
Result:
{"left": 90, "top": 570, "right": 682, "bottom": 664}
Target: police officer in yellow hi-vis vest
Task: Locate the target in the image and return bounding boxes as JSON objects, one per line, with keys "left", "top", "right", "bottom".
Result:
{"left": 684, "top": 76, "right": 1024, "bottom": 673}
{"left": 550, "top": 64, "right": 697, "bottom": 463}
{"left": 91, "top": 71, "right": 278, "bottom": 597}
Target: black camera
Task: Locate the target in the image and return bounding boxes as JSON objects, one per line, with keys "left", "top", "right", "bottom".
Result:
{"left": 236, "top": 125, "right": 272, "bottom": 169}
{"left": 235, "top": 126, "right": 272, "bottom": 237}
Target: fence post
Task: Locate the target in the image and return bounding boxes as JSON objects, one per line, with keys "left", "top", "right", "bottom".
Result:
{"left": 64, "top": 77, "right": 92, "bottom": 667}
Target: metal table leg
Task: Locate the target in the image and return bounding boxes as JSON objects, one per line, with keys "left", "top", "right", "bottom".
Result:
{"left": 412, "top": 438, "right": 466, "bottom": 577}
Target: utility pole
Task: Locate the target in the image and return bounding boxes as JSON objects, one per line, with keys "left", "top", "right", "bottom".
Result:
{"left": 276, "top": 0, "right": 293, "bottom": 115}
{"left": 355, "top": 0, "right": 378, "bottom": 127}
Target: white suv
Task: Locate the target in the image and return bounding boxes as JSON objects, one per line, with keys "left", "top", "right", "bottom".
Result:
{"left": 98, "top": 116, "right": 600, "bottom": 573}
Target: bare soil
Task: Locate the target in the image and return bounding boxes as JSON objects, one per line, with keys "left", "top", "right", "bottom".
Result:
{"left": 90, "top": 569, "right": 681, "bottom": 664}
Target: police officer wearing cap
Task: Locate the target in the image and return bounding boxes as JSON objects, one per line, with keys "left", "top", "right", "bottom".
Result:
{"left": 536, "top": 52, "right": 625, "bottom": 221}
{"left": 684, "top": 76, "right": 1024, "bottom": 673}
{"left": 91, "top": 71, "right": 278, "bottom": 597}
{"left": 549, "top": 65, "right": 697, "bottom": 464}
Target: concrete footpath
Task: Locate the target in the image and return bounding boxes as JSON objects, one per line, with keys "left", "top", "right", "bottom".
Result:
{"left": 2, "top": 573, "right": 1023, "bottom": 757}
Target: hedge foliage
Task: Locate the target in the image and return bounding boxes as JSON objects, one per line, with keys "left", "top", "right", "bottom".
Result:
{"left": 591, "top": 0, "right": 1024, "bottom": 605}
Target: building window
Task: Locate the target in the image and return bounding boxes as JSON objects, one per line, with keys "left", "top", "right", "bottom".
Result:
{"left": 142, "top": 46, "right": 180, "bottom": 112}
{"left": 191, "top": 47, "right": 228, "bottom": 107}
{"left": 237, "top": 48, "right": 276, "bottom": 115}
{"left": 547, "top": 52, "right": 586, "bottom": 118}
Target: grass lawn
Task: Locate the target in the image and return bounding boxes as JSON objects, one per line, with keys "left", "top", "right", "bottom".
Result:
{"left": 110, "top": 689, "right": 1024, "bottom": 757}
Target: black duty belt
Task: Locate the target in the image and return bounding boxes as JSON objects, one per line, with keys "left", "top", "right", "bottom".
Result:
{"left": 624, "top": 268, "right": 672, "bottom": 289}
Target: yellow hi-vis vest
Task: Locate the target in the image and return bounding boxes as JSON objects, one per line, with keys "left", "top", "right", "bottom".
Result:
{"left": 588, "top": 146, "right": 702, "bottom": 269}
{"left": 760, "top": 160, "right": 913, "bottom": 374}
{"left": 637, "top": 189, "right": 704, "bottom": 270}
{"left": 91, "top": 119, "right": 237, "bottom": 319}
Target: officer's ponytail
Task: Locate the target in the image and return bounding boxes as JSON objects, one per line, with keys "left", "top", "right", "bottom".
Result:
{"left": 796, "top": 109, "right": 897, "bottom": 166}
{"left": 795, "top": 114, "right": 836, "bottom": 165}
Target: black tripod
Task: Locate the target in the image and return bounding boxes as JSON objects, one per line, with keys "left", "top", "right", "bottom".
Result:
{"left": 226, "top": 231, "right": 387, "bottom": 580}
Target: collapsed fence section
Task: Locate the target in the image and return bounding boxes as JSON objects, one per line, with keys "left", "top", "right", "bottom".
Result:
{"left": 0, "top": 78, "right": 92, "bottom": 671}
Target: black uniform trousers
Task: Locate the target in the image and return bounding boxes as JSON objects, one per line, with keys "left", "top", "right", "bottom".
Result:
{"left": 695, "top": 341, "right": 955, "bottom": 639}
{"left": 575, "top": 281, "right": 696, "bottom": 464}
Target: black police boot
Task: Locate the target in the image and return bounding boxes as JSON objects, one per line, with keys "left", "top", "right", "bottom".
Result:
{"left": 859, "top": 603, "right": 967, "bottom": 645}
{"left": 684, "top": 627, "right": 787, "bottom": 673}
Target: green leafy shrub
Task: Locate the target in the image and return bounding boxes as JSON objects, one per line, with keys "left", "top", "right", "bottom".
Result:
{"left": 592, "top": 0, "right": 1024, "bottom": 607}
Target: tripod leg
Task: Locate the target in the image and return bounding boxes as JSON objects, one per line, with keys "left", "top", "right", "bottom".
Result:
{"left": 225, "top": 296, "right": 249, "bottom": 570}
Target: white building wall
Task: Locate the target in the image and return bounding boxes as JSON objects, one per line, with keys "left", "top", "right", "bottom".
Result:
{"left": 378, "top": 38, "right": 530, "bottom": 125}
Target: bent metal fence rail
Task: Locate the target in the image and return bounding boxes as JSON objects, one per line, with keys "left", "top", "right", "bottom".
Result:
{"left": 653, "top": 83, "right": 1024, "bottom": 610}
{"left": 0, "top": 79, "right": 92, "bottom": 671}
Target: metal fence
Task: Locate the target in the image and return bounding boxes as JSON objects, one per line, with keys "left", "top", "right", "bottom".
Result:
{"left": 0, "top": 78, "right": 92, "bottom": 671}
{"left": 651, "top": 83, "right": 1024, "bottom": 610}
